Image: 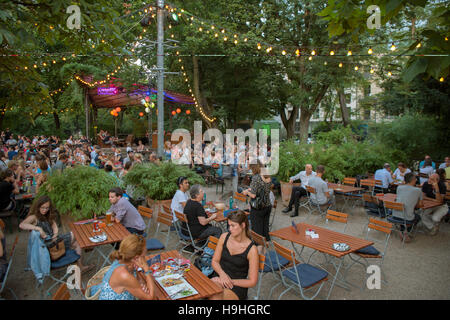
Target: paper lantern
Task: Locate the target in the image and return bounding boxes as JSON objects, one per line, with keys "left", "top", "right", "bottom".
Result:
{"left": 110, "top": 110, "right": 115, "bottom": 116}
{"left": 186, "top": 109, "right": 191, "bottom": 115}
{"left": 176, "top": 108, "right": 181, "bottom": 114}
{"left": 171, "top": 111, "right": 176, "bottom": 116}
{"left": 139, "top": 112, "right": 144, "bottom": 117}
{"left": 115, "top": 107, "right": 121, "bottom": 112}
{"left": 145, "top": 107, "right": 150, "bottom": 113}
{"left": 145, "top": 96, "right": 150, "bottom": 102}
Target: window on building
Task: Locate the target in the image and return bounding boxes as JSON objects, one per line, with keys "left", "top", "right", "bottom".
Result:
{"left": 345, "top": 93, "right": 351, "bottom": 104}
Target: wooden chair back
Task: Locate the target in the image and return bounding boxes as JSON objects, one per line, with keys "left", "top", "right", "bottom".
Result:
{"left": 52, "top": 283, "right": 71, "bottom": 300}
{"left": 162, "top": 204, "right": 171, "bottom": 215}
{"left": 363, "top": 193, "right": 379, "bottom": 205}
{"left": 250, "top": 230, "right": 268, "bottom": 248}
{"left": 360, "top": 179, "right": 376, "bottom": 188}
{"left": 233, "top": 192, "right": 247, "bottom": 203}
{"left": 272, "top": 240, "right": 295, "bottom": 263}
{"left": 306, "top": 186, "right": 316, "bottom": 194}
{"left": 383, "top": 200, "right": 404, "bottom": 211}
{"left": 368, "top": 218, "right": 392, "bottom": 235}
{"left": 157, "top": 210, "right": 173, "bottom": 227}
{"left": 207, "top": 236, "right": 219, "bottom": 251}
{"left": 138, "top": 206, "right": 153, "bottom": 219}
{"left": 343, "top": 177, "right": 356, "bottom": 186}
{"left": 174, "top": 210, "right": 187, "bottom": 223}
{"left": 258, "top": 254, "right": 266, "bottom": 272}
{"left": 326, "top": 210, "right": 348, "bottom": 224}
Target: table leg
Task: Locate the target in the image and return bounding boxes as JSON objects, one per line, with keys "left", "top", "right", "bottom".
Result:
{"left": 326, "top": 257, "right": 344, "bottom": 300}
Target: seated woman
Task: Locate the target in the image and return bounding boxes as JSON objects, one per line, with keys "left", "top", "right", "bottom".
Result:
{"left": 393, "top": 162, "right": 411, "bottom": 183}
{"left": 136, "top": 140, "right": 145, "bottom": 153}
{"left": 19, "top": 195, "right": 94, "bottom": 272}
{"left": 210, "top": 210, "right": 259, "bottom": 300}
{"left": 98, "top": 234, "right": 156, "bottom": 300}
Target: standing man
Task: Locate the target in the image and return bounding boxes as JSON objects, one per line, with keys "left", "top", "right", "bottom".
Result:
{"left": 420, "top": 173, "right": 448, "bottom": 236}
{"left": 419, "top": 155, "right": 436, "bottom": 170}
{"left": 374, "top": 163, "right": 394, "bottom": 193}
{"left": 282, "top": 164, "right": 316, "bottom": 217}
{"left": 108, "top": 187, "right": 146, "bottom": 236}
{"left": 52, "top": 153, "right": 69, "bottom": 172}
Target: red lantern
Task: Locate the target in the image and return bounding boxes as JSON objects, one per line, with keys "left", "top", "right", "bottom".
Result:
{"left": 115, "top": 107, "right": 121, "bottom": 112}
{"left": 139, "top": 112, "right": 144, "bottom": 117}
{"left": 186, "top": 109, "right": 191, "bottom": 115}
{"left": 145, "top": 96, "right": 150, "bottom": 102}
{"left": 171, "top": 111, "right": 176, "bottom": 116}
{"left": 176, "top": 108, "right": 181, "bottom": 114}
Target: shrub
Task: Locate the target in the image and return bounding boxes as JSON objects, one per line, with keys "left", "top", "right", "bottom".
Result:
{"left": 37, "top": 166, "right": 118, "bottom": 220}
{"left": 123, "top": 162, "right": 205, "bottom": 201}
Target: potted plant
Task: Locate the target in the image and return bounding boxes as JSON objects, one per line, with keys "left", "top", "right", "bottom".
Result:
{"left": 122, "top": 162, "right": 205, "bottom": 210}
{"left": 37, "top": 166, "right": 118, "bottom": 229}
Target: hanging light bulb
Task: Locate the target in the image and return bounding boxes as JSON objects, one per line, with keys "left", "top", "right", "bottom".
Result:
{"left": 387, "top": 71, "right": 392, "bottom": 77}
{"left": 281, "top": 50, "right": 286, "bottom": 55}
{"left": 214, "top": 33, "right": 219, "bottom": 38}
{"left": 223, "top": 36, "right": 228, "bottom": 41}
{"left": 368, "top": 48, "right": 373, "bottom": 55}
{"left": 416, "top": 43, "right": 421, "bottom": 48}
{"left": 339, "top": 62, "right": 343, "bottom": 68}
{"left": 257, "top": 43, "right": 262, "bottom": 50}
{"left": 308, "top": 56, "right": 312, "bottom": 61}
{"left": 347, "top": 50, "right": 352, "bottom": 56}
{"left": 295, "top": 49, "right": 300, "bottom": 56}
{"left": 329, "top": 50, "right": 335, "bottom": 56}
{"left": 390, "top": 43, "right": 396, "bottom": 51}
{"left": 354, "top": 66, "right": 359, "bottom": 71}
{"left": 370, "top": 68, "right": 375, "bottom": 74}
{"left": 198, "top": 27, "right": 202, "bottom": 32}
{"left": 439, "top": 77, "right": 444, "bottom": 82}
{"left": 311, "top": 50, "right": 316, "bottom": 56}
{"left": 324, "top": 61, "right": 327, "bottom": 65}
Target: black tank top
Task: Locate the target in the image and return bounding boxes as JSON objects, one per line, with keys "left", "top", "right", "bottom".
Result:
{"left": 220, "top": 233, "right": 255, "bottom": 280}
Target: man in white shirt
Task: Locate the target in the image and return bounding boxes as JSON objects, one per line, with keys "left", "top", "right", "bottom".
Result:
{"left": 438, "top": 157, "right": 449, "bottom": 169}
{"left": 282, "top": 164, "right": 316, "bottom": 217}
{"left": 171, "top": 176, "right": 190, "bottom": 224}
{"left": 374, "top": 163, "right": 394, "bottom": 193}
{"left": 308, "top": 165, "right": 334, "bottom": 206}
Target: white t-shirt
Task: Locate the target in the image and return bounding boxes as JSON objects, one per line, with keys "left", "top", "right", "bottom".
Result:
{"left": 419, "top": 166, "right": 434, "bottom": 185}
{"left": 171, "top": 190, "right": 189, "bottom": 222}
{"left": 393, "top": 168, "right": 411, "bottom": 182}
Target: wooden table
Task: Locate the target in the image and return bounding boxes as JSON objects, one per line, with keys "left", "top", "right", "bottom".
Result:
{"left": 270, "top": 222, "right": 373, "bottom": 299}
{"left": 376, "top": 193, "right": 443, "bottom": 210}
{"left": 70, "top": 221, "right": 130, "bottom": 269}
{"left": 327, "top": 183, "right": 364, "bottom": 210}
{"left": 146, "top": 250, "right": 222, "bottom": 300}
{"left": 15, "top": 193, "right": 36, "bottom": 201}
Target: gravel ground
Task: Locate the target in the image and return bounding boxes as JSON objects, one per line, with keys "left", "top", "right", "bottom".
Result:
{"left": 1, "top": 185, "right": 449, "bottom": 300}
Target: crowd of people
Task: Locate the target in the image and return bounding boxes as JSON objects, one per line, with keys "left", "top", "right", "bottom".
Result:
{"left": 0, "top": 128, "right": 449, "bottom": 300}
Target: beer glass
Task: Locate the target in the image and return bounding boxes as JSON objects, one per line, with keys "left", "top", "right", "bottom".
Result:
{"left": 106, "top": 211, "right": 113, "bottom": 226}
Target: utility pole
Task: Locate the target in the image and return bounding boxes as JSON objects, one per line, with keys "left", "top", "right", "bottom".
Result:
{"left": 157, "top": 0, "right": 165, "bottom": 157}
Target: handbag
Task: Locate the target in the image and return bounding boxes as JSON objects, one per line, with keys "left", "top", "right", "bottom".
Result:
{"left": 47, "top": 238, "right": 66, "bottom": 261}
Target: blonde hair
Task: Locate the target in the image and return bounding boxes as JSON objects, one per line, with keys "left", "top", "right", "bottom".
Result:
{"left": 110, "top": 234, "right": 146, "bottom": 262}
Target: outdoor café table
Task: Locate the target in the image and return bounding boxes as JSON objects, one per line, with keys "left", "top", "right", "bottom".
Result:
{"left": 69, "top": 220, "right": 130, "bottom": 270}
{"left": 376, "top": 193, "right": 444, "bottom": 210}
{"left": 269, "top": 222, "right": 373, "bottom": 300}
{"left": 205, "top": 203, "right": 250, "bottom": 232}
{"left": 146, "top": 250, "right": 223, "bottom": 300}
{"left": 327, "top": 183, "right": 364, "bottom": 210}
{"left": 15, "top": 192, "right": 36, "bottom": 201}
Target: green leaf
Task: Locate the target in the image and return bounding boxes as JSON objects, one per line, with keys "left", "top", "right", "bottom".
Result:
{"left": 402, "top": 58, "right": 428, "bottom": 82}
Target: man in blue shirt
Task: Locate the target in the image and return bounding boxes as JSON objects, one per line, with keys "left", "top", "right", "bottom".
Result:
{"left": 7, "top": 146, "right": 17, "bottom": 161}
{"left": 374, "top": 163, "right": 394, "bottom": 193}
{"left": 419, "top": 155, "right": 436, "bottom": 170}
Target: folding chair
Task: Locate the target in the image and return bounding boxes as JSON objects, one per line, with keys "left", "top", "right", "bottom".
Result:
{"left": 373, "top": 179, "right": 384, "bottom": 194}
{"left": 346, "top": 218, "right": 393, "bottom": 286}
{"left": 233, "top": 192, "right": 248, "bottom": 210}
{"left": 153, "top": 209, "right": 176, "bottom": 249}
{"left": 0, "top": 219, "right": 18, "bottom": 300}
{"left": 269, "top": 199, "right": 278, "bottom": 232}
{"left": 207, "top": 235, "right": 219, "bottom": 251}
{"left": 137, "top": 206, "right": 165, "bottom": 251}
{"left": 384, "top": 201, "right": 417, "bottom": 246}
{"left": 271, "top": 240, "right": 328, "bottom": 300}
{"left": 362, "top": 194, "right": 386, "bottom": 222}
{"left": 340, "top": 177, "right": 361, "bottom": 209}
{"left": 250, "top": 230, "right": 291, "bottom": 300}
{"left": 306, "top": 186, "right": 333, "bottom": 220}
{"left": 325, "top": 210, "right": 349, "bottom": 233}
{"left": 173, "top": 210, "right": 208, "bottom": 259}
{"left": 360, "top": 179, "right": 376, "bottom": 196}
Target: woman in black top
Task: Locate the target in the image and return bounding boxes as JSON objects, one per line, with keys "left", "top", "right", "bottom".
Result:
{"left": 210, "top": 210, "right": 259, "bottom": 300}
{"left": 242, "top": 162, "right": 272, "bottom": 240}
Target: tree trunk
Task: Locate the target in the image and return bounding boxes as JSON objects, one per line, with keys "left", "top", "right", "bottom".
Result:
{"left": 53, "top": 112, "right": 61, "bottom": 130}
{"left": 299, "top": 110, "right": 311, "bottom": 143}
{"left": 338, "top": 89, "right": 350, "bottom": 127}
{"left": 279, "top": 106, "right": 298, "bottom": 139}
{"left": 411, "top": 17, "right": 416, "bottom": 39}
{"left": 192, "top": 56, "right": 217, "bottom": 129}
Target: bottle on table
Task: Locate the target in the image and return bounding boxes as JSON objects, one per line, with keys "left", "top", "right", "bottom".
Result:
{"left": 202, "top": 193, "right": 206, "bottom": 206}
{"left": 229, "top": 196, "right": 234, "bottom": 209}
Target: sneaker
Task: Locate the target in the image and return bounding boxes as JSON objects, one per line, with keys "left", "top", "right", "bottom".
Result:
{"left": 428, "top": 225, "right": 439, "bottom": 236}
{"left": 289, "top": 212, "right": 298, "bottom": 217}
{"left": 182, "top": 245, "right": 195, "bottom": 253}
{"left": 282, "top": 207, "right": 292, "bottom": 214}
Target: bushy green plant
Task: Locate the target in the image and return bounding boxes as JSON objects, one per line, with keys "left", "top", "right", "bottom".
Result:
{"left": 37, "top": 166, "right": 118, "bottom": 220}
{"left": 123, "top": 162, "right": 205, "bottom": 201}
{"left": 277, "top": 140, "right": 312, "bottom": 182}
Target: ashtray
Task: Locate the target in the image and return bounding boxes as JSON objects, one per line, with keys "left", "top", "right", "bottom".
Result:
{"left": 332, "top": 243, "right": 350, "bottom": 252}
{"left": 206, "top": 208, "right": 217, "bottom": 213}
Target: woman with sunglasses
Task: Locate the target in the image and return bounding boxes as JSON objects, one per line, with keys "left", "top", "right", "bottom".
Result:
{"left": 209, "top": 210, "right": 259, "bottom": 300}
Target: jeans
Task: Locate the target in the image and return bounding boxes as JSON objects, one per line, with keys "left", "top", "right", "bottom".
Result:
{"left": 196, "top": 225, "right": 222, "bottom": 240}
{"left": 287, "top": 186, "right": 307, "bottom": 211}
{"left": 126, "top": 227, "right": 145, "bottom": 236}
